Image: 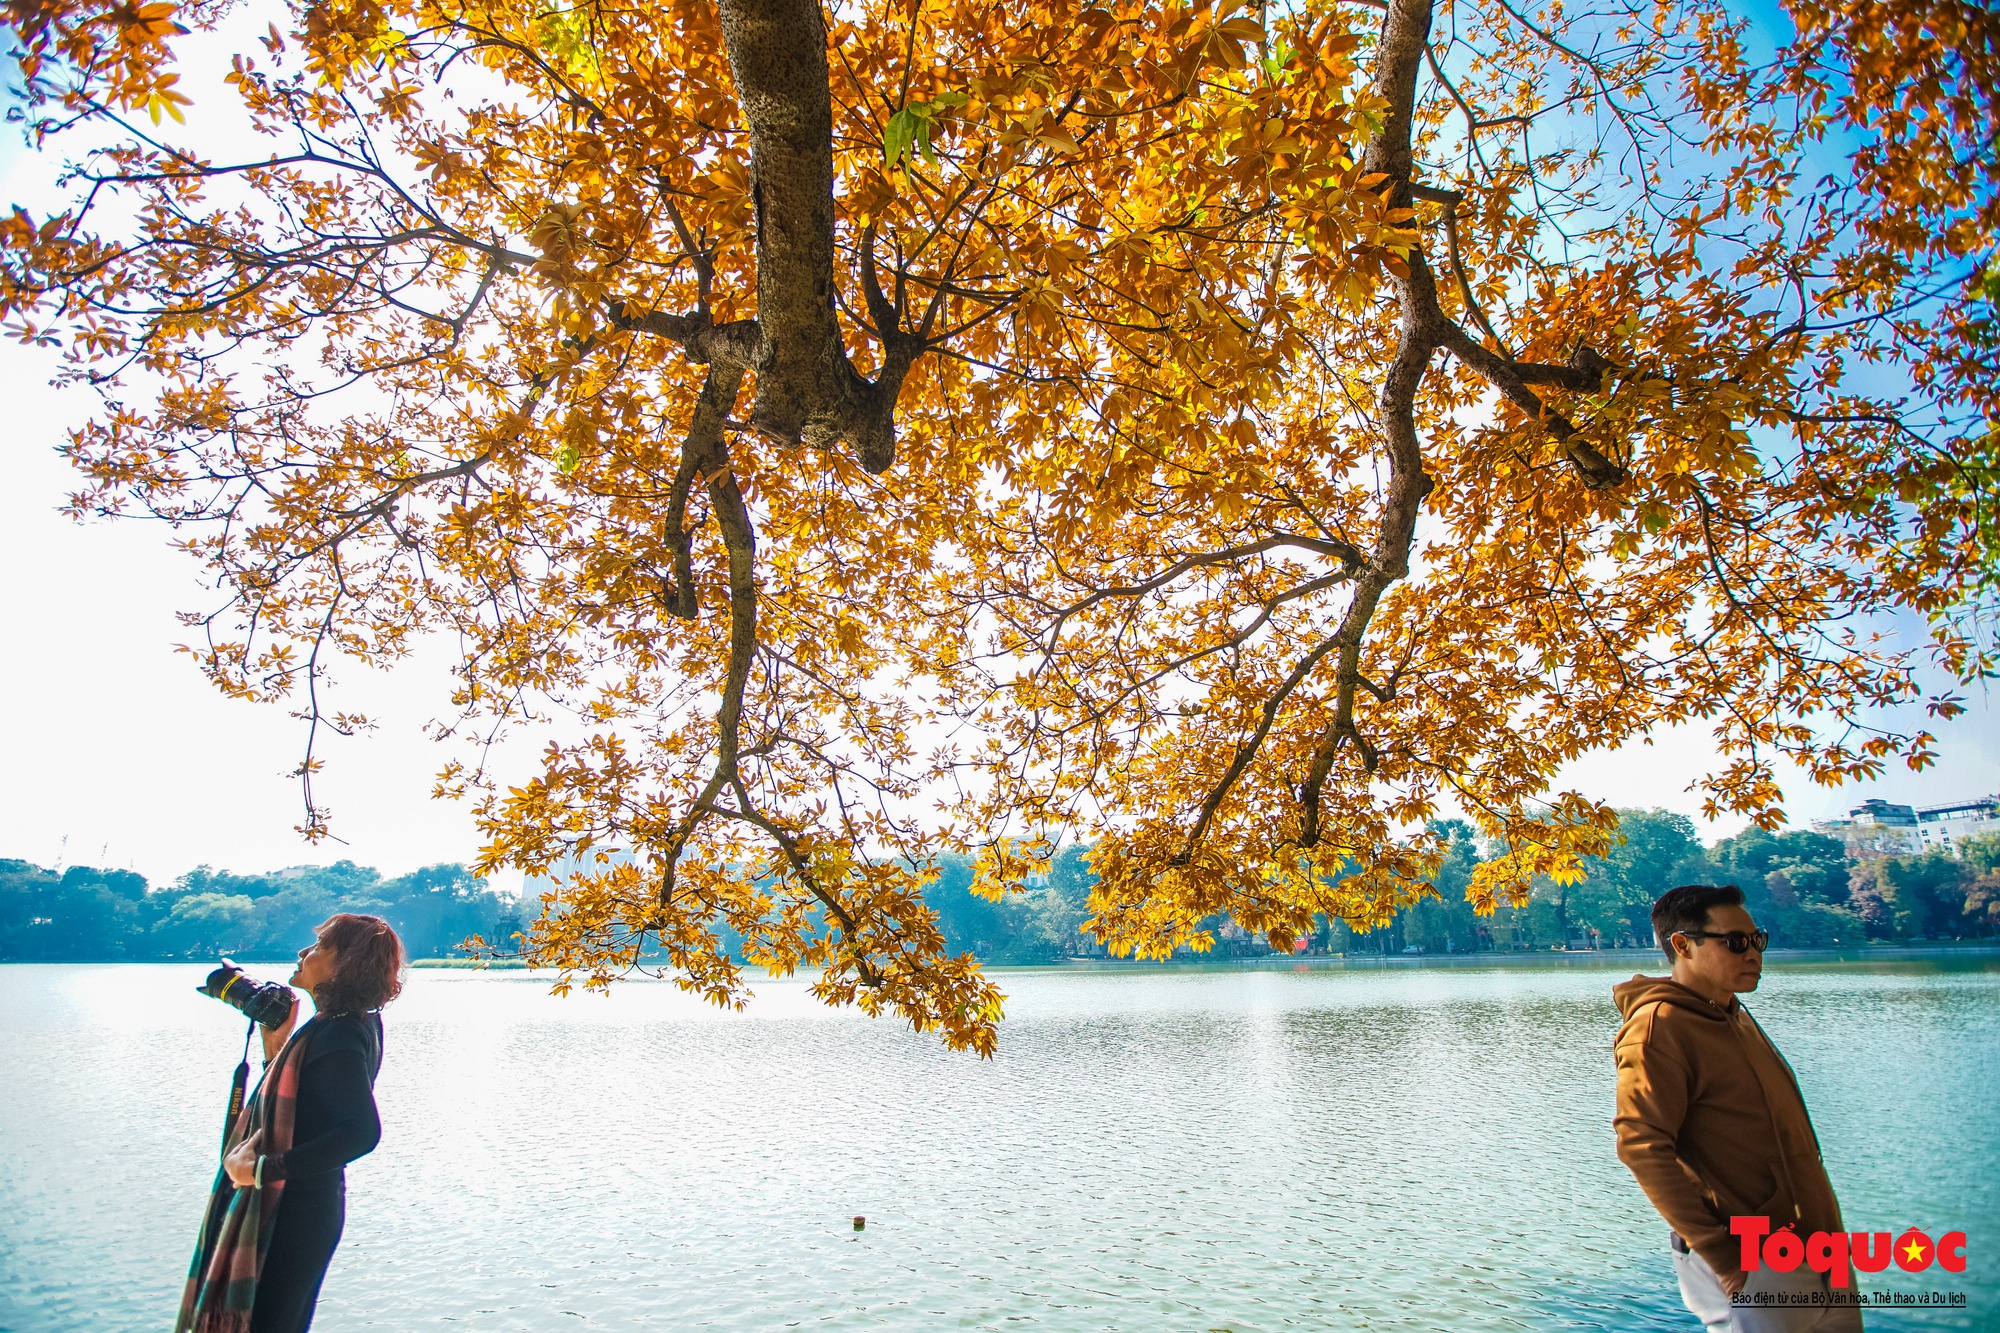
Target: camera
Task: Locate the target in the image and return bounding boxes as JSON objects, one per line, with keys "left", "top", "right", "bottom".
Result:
{"left": 197, "top": 958, "right": 296, "bottom": 1028}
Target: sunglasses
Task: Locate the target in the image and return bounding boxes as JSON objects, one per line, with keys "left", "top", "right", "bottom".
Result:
{"left": 1679, "top": 928, "right": 1769, "bottom": 954}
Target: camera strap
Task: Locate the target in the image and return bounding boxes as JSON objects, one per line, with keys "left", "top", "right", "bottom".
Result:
{"left": 221, "top": 1016, "right": 255, "bottom": 1159}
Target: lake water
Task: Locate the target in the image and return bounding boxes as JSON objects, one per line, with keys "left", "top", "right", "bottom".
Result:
{"left": 1, "top": 955, "right": 1994, "bottom": 1332}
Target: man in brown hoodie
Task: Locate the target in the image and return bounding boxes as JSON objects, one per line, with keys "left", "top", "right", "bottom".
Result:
{"left": 1613, "top": 883, "right": 1861, "bottom": 1331}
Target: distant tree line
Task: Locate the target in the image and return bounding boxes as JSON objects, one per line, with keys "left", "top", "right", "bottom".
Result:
{"left": 4, "top": 813, "right": 1995, "bottom": 965}
{"left": 0, "top": 860, "right": 525, "bottom": 963}
{"left": 1313, "top": 812, "right": 2000, "bottom": 957}
{"left": 914, "top": 813, "right": 2000, "bottom": 961}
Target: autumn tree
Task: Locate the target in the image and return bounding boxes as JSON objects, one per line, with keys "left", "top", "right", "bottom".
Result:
{"left": 1962, "top": 833, "right": 2000, "bottom": 935}
{"left": 4, "top": 0, "right": 1993, "bottom": 1050}
{"left": 1557, "top": 808, "right": 1708, "bottom": 946}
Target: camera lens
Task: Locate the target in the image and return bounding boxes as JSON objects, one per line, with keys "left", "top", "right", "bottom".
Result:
{"left": 198, "top": 961, "right": 296, "bottom": 1028}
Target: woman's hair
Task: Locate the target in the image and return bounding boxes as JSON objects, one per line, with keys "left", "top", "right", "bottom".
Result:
{"left": 312, "top": 913, "right": 406, "bottom": 1015}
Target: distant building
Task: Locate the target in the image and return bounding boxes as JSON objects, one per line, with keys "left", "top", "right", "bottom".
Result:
{"left": 1812, "top": 799, "right": 1921, "bottom": 856}
{"left": 1915, "top": 796, "right": 2000, "bottom": 851}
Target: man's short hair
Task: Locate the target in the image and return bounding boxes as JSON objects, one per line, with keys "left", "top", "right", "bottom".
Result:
{"left": 1651, "top": 883, "right": 1745, "bottom": 961}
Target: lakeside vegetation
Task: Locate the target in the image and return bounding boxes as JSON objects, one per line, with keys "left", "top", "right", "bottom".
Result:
{"left": 926, "top": 813, "right": 2000, "bottom": 960}
{"left": 5, "top": 809, "right": 1995, "bottom": 965}
{"left": 0, "top": 861, "right": 524, "bottom": 964}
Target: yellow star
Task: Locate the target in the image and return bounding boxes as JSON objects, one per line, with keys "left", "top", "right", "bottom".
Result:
{"left": 1901, "top": 1237, "right": 1927, "bottom": 1265}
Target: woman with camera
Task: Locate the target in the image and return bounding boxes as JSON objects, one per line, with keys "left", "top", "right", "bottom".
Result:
{"left": 177, "top": 913, "right": 404, "bottom": 1333}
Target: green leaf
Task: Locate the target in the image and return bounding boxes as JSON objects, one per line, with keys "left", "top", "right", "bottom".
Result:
{"left": 534, "top": 8, "right": 602, "bottom": 84}
{"left": 1261, "top": 38, "right": 1296, "bottom": 81}
{"left": 885, "top": 106, "right": 923, "bottom": 168}
{"left": 1978, "top": 257, "right": 2000, "bottom": 304}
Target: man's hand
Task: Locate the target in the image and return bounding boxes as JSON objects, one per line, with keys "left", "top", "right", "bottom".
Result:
{"left": 1719, "top": 1267, "right": 1748, "bottom": 1296}
{"left": 223, "top": 1129, "right": 262, "bottom": 1189}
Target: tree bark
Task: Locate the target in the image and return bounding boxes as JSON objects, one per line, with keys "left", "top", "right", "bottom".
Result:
{"left": 715, "top": 0, "right": 906, "bottom": 472}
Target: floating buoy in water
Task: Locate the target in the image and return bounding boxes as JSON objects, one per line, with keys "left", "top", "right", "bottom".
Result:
{"left": 853, "top": 1215, "right": 865, "bottom": 1231}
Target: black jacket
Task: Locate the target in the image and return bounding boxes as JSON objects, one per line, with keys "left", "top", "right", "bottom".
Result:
{"left": 265, "top": 1012, "right": 383, "bottom": 1188}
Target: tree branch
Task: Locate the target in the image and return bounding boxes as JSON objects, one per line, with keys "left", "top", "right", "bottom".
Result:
{"left": 714, "top": 0, "right": 926, "bottom": 473}
{"left": 1433, "top": 320, "right": 1628, "bottom": 489}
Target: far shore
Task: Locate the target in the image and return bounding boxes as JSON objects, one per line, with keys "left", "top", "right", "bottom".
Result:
{"left": 14, "top": 942, "right": 1996, "bottom": 972}
{"left": 379, "top": 939, "right": 2000, "bottom": 971}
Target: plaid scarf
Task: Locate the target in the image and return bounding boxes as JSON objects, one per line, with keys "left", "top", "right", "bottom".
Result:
{"left": 173, "top": 1022, "right": 313, "bottom": 1333}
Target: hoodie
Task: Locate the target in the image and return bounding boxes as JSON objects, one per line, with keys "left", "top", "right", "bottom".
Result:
{"left": 1612, "top": 974, "right": 1843, "bottom": 1281}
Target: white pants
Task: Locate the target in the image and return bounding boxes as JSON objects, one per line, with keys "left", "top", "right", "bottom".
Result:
{"left": 1672, "top": 1235, "right": 1865, "bottom": 1332}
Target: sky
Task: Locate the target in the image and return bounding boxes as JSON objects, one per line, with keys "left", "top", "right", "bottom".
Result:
{"left": 2, "top": 27, "right": 1996, "bottom": 891}
{"left": 0, "top": 83, "right": 536, "bottom": 890}
{"left": 0, "top": 349, "right": 522, "bottom": 885}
